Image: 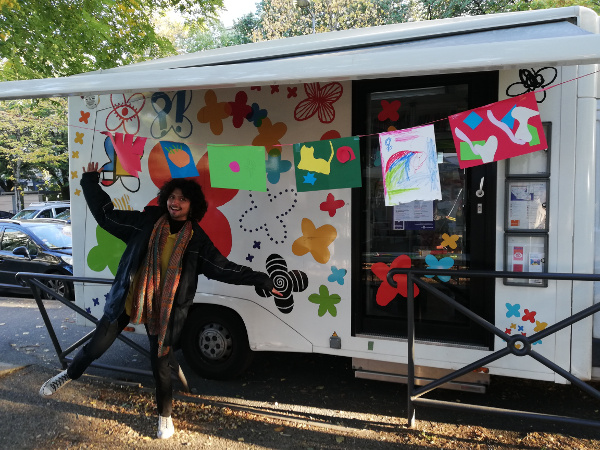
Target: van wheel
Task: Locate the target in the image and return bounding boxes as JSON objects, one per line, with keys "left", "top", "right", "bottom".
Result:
{"left": 181, "top": 307, "right": 254, "bottom": 380}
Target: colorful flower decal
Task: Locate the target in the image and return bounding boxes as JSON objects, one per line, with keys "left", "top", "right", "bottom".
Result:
{"left": 265, "top": 149, "right": 292, "bottom": 185}
{"left": 377, "top": 100, "right": 401, "bottom": 122}
{"left": 252, "top": 117, "right": 287, "bottom": 154}
{"left": 238, "top": 189, "right": 297, "bottom": 245}
{"left": 424, "top": 254, "right": 455, "bottom": 282}
{"left": 294, "top": 82, "right": 343, "bottom": 124}
{"left": 287, "top": 87, "right": 298, "bottom": 98}
{"left": 197, "top": 89, "right": 232, "bottom": 135}
{"left": 105, "top": 93, "right": 146, "bottom": 135}
{"left": 87, "top": 226, "right": 127, "bottom": 276}
{"left": 255, "top": 254, "right": 308, "bottom": 314}
{"left": 79, "top": 111, "right": 90, "bottom": 124}
{"left": 522, "top": 309, "right": 537, "bottom": 323}
{"left": 246, "top": 103, "right": 268, "bottom": 127}
{"left": 148, "top": 148, "right": 237, "bottom": 256}
{"left": 320, "top": 193, "right": 345, "bottom": 217}
{"left": 328, "top": 266, "right": 347, "bottom": 285}
{"left": 229, "top": 91, "right": 253, "bottom": 129}
{"left": 292, "top": 218, "right": 337, "bottom": 264}
{"left": 308, "top": 285, "right": 341, "bottom": 317}
{"left": 371, "top": 255, "right": 419, "bottom": 306}
{"left": 505, "top": 303, "right": 521, "bottom": 318}
{"left": 440, "top": 233, "right": 460, "bottom": 249}
{"left": 74, "top": 132, "right": 84, "bottom": 144}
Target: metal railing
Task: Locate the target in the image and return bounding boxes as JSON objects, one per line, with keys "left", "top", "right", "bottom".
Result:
{"left": 387, "top": 268, "right": 600, "bottom": 428}
{"left": 15, "top": 272, "right": 189, "bottom": 391}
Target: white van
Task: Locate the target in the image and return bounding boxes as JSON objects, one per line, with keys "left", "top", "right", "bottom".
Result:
{"left": 1, "top": 6, "right": 600, "bottom": 390}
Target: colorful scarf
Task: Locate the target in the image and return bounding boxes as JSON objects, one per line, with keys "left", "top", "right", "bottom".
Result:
{"left": 129, "top": 214, "right": 193, "bottom": 357}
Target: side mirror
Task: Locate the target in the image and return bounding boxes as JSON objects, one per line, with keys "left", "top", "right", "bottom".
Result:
{"left": 13, "top": 246, "right": 33, "bottom": 260}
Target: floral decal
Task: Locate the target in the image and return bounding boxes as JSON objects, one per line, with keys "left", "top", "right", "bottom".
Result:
{"left": 105, "top": 93, "right": 146, "bottom": 135}
{"left": 294, "top": 82, "right": 343, "bottom": 124}
{"left": 255, "top": 254, "right": 308, "bottom": 314}
{"left": 371, "top": 255, "right": 419, "bottom": 306}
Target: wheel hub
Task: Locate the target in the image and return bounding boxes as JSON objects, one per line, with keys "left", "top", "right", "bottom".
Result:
{"left": 199, "top": 323, "right": 232, "bottom": 361}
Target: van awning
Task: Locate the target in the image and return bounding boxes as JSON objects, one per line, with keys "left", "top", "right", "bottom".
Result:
{"left": 1, "top": 7, "right": 599, "bottom": 100}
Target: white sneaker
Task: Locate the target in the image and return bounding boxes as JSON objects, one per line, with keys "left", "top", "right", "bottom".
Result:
{"left": 157, "top": 415, "right": 174, "bottom": 439}
{"left": 39, "top": 370, "right": 71, "bottom": 397}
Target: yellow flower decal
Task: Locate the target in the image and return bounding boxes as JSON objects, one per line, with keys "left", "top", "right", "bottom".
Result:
{"left": 292, "top": 218, "right": 337, "bottom": 264}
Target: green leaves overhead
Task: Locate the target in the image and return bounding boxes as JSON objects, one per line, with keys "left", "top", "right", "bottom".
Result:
{"left": 0, "top": 0, "right": 224, "bottom": 81}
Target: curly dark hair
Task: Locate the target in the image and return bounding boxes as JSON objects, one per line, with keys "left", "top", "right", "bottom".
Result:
{"left": 157, "top": 178, "right": 208, "bottom": 222}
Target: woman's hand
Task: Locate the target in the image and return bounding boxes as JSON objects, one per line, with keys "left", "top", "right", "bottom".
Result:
{"left": 82, "top": 162, "right": 100, "bottom": 173}
{"left": 272, "top": 288, "right": 282, "bottom": 297}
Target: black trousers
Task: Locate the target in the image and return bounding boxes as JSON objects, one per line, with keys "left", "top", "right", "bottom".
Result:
{"left": 67, "top": 311, "right": 177, "bottom": 417}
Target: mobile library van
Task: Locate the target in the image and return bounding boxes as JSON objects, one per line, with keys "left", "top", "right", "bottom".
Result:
{"left": 2, "top": 6, "right": 600, "bottom": 391}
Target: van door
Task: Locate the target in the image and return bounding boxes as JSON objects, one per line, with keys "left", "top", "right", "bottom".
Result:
{"left": 352, "top": 72, "right": 498, "bottom": 348}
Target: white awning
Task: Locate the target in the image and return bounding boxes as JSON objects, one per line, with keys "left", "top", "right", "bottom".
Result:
{"left": 1, "top": 7, "right": 599, "bottom": 100}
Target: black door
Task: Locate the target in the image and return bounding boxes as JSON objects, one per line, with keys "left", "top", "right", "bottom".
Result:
{"left": 352, "top": 72, "right": 498, "bottom": 348}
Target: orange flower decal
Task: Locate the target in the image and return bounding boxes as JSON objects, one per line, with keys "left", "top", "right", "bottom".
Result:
{"left": 292, "top": 218, "right": 337, "bottom": 264}
{"left": 252, "top": 118, "right": 287, "bottom": 153}
{"left": 197, "top": 90, "right": 232, "bottom": 136}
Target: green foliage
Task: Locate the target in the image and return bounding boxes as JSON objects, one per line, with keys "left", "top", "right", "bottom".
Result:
{"left": 0, "top": 99, "right": 69, "bottom": 195}
{"left": 0, "top": 0, "right": 224, "bottom": 81}
{"left": 183, "top": 20, "right": 243, "bottom": 51}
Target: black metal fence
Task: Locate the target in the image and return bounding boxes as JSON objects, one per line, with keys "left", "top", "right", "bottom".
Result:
{"left": 387, "top": 268, "right": 600, "bottom": 428}
{"left": 16, "top": 272, "right": 188, "bottom": 390}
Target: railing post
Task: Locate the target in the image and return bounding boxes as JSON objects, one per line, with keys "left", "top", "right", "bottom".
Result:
{"left": 407, "top": 271, "right": 416, "bottom": 428}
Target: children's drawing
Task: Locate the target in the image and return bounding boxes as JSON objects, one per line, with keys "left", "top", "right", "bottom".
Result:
{"left": 294, "top": 82, "right": 343, "bottom": 123}
{"left": 207, "top": 144, "right": 267, "bottom": 192}
{"left": 105, "top": 93, "right": 145, "bottom": 135}
{"left": 449, "top": 93, "right": 547, "bottom": 169}
{"left": 156, "top": 141, "right": 199, "bottom": 178}
{"left": 293, "top": 136, "right": 361, "bottom": 192}
{"left": 151, "top": 90, "right": 193, "bottom": 139}
{"left": 308, "top": 285, "right": 341, "bottom": 317}
{"left": 292, "top": 218, "right": 337, "bottom": 264}
{"left": 378, "top": 125, "right": 441, "bottom": 206}
{"left": 255, "top": 254, "right": 308, "bottom": 314}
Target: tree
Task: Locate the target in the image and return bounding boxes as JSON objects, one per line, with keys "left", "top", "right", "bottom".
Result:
{"left": 0, "top": 0, "right": 225, "bottom": 81}
{"left": 0, "top": 99, "right": 69, "bottom": 203}
{"left": 251, "top": 0, "right": 411, "bottom": 41}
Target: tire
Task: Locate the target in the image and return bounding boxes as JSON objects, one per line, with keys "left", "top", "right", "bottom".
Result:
{"left": 42, "top": 274, "right": 73, "bottom": 301}
{"left": 181, "top": 306, "right": 254, "bottom": 380}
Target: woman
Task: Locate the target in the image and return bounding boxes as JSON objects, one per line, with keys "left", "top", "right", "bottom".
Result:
{"left": 40, "top": 162, "right": 280, "bottom": 439}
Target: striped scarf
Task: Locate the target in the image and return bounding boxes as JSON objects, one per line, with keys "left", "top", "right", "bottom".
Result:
{"left": 129, "top": 214, "right": 193, "bottom": 357}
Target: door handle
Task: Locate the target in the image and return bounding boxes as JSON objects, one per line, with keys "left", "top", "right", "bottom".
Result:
{"left": 475, "top": 177, "right": 484, "bottom": 198}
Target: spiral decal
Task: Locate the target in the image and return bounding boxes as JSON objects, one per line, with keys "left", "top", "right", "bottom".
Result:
{"left": 255, "top": 254, "right": 308, "bottom": 314}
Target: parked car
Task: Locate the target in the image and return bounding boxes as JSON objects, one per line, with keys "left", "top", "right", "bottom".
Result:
{"left": 0, "top": 211, "right": 13, "bottom": 219}
{"left": 54, "top": 209, "right": 71, "bottom": 223}
{"left": 0, "top": 218, "right": 73, "bottom": 300}
{"left": 12, "top": 201, "right": 70, "bottom": 220}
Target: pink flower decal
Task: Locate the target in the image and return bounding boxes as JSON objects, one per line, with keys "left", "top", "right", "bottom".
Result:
{"left": 294, "top": 82, "right": 343, "bottom": 124}
{"left": 371, "top": 255, "right": 419, "bottom": 306}
{"left": 105, "top": 93, "right": 146, "bottom": 135}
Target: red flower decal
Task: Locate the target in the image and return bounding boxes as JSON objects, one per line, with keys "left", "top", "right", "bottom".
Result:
{"left": 229, "top": 91, "right": 252, "bottom": 129}
{"left": 371, "top": 255, "right": 419, "bottom": 306}
{"left": 377, "top": 100, "right": 401, "bottom": 122}
{"left": 148, "top": 148, "right": 237, "bottom": 256}
{"left": 294, "top": 82, "right": 343, "bottom": 124}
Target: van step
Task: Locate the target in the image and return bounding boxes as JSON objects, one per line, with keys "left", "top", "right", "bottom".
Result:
{"left": 352, "top": 358, "right": 489, "bottom": 393}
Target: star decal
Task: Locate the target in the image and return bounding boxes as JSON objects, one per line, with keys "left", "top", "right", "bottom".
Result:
{"left": 308, "top": 285, "right": 341, "bottom": 317}
{"left": 72, "top": 151, "right": 79, "bottom": 159}
{"left": 303, "top": 172, "right": 317, "bottom": 185}
{"left": 74, "top": 132, "right": 84, "bottom": 144}
{"left": 74, "top": 189, "right": 81, "bottom": 196}
{"left": 246, "top": 254, "right": 254, "bottom": 262}
{"left": 506, "top": 303, "right": 520, "bottom": 318}
{"left": 71, "top": 171, "right": 78, "bottom": 179}
{"left": 253, "top": 241, "right": 261, "bottom": 249}
{"left": 92, "top": 297, "right": 100, "bottom": 306}
{"left": 292, "top": 218, "right": 337, "bottom": 264}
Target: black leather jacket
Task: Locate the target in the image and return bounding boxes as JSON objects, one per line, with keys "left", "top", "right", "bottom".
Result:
{"left": 80, "top": 171, "right": 274, "bottom": 345}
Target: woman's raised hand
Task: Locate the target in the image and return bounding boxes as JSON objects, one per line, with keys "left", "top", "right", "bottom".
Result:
{"left": 83, "top": 162, "right": 100, "bottom": 173}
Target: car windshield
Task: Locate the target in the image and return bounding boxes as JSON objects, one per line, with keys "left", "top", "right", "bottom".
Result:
{"left": 12, "top": 209, "right": 38, "bottom": 220}
{"left": 23, "top": 222, "right": 72, "bottom": 249}
{"left": 55, "top": 209, "right": 70, "bottom": 220}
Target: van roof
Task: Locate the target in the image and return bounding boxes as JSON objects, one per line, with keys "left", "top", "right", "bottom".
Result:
{"left": 0, "top": 6, "right": 599, "bottom": 100}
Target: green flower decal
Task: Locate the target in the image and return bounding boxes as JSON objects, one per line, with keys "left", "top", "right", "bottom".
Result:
{"left": 87, "top": 225, "right": 126, "bottom": 276}
{"left": 308, "top": 285, "right": 341, "bottom": 317}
